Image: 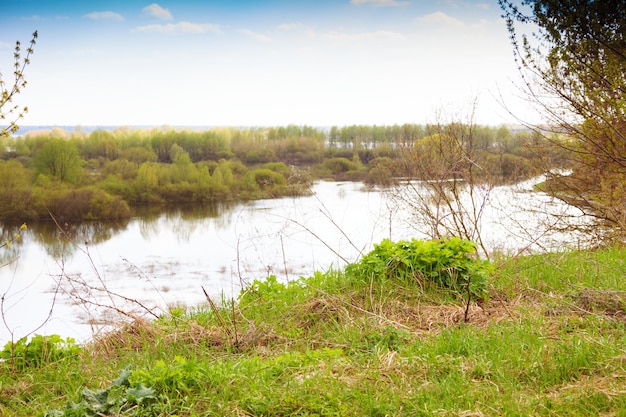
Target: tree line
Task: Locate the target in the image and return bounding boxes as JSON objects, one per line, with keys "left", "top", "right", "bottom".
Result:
{"left": 0, "top": 123, "right": 565, "bottom": 222}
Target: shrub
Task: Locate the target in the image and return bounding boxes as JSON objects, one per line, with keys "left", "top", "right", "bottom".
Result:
{"left": 253, "top": 168, "right": 287, "bottom": 189}
{"left": 322, "top": 157, "right": 358, "bottom": 174}
{"left": 0, "top": 160, "right": 33, "bottom": 219}
{"left": 1, "top": 334, "right": 82, "bottom": 371}
{"left": 51, "top": 187, "right": 131, "bottom": 220}
{"left": 345, "top": 237, "right": 491, "bottom": 301}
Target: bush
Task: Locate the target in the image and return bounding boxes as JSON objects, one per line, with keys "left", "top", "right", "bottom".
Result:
{"left": 51, "top": 187, "right": 131, "bottom": 220}
{"left": 253, "top": 168, "right": 287, "bottom": 189}
{"left": 345, "top": 237, "right": 491, "bottom": 301}
{"left": 322, "top": 157, "right": 358, "bottom": 174}
{"left": 1, "top": 334, "right": 82, "bottom": 371}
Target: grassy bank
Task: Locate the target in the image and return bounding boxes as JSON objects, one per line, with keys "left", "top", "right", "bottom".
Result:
{"left": 2, "top": 243, "right": 626, "bottom": 416}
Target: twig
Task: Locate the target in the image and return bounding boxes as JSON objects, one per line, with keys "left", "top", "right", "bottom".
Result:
{"left": 202, "top": 286, "right": 236, "bottom": 343}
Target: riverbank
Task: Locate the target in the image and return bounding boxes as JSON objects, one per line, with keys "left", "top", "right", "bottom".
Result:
{"left": 2, "top": 244, "right": 626, "bottom": 416}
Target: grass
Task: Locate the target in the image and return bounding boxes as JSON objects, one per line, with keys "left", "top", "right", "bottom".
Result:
{"left": 2, "top": 244, "right": 626, "bottom": 416}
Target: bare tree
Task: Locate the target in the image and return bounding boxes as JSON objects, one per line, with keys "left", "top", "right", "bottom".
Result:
{"left": 386, "top": 104, "right": 495, "bottom": 258}
{"left": 1, "top": 31, "right": 38, "bottom": 137}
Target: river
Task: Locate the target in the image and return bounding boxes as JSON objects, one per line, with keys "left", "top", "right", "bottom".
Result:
{"left": 0, "top": 179, "right": 591, "bottom": 345}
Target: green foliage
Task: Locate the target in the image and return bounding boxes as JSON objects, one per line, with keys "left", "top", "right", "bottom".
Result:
{"left": 51, "top": 187, "right": 131, "bottom": 220}
{"left": 322, "top": 157, "right": 359, "bottom": 174}
{"left": 252, "top": 168, "right": 287, "bottom": 190}
{"left": 238, "top": 275, "right": 307, "bottom": 307}
{"left": 500, "top": 0, "right": 626, "bottom": 234}
{"left": 0, "top": 334, "right": 81, "bottom": 371}
{"left": 0, "top": 160, "right": 33, "bottom": 218}
{"left": 44, "top": 369, "right": 155, "bottom": 417}
{"left": 118, "top": 146, "right": 157, "bottom": 163}
{"left": 33, "top": 139, "right": 83, "bottom": 184}
{"left": 346, "top": 237, "right": 491, "bottom": 300}
{"left": 130, "top": 356, "right": 206, "bottom": 396}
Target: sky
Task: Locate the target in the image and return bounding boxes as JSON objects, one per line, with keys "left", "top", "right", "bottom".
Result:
{"left": 0, "top": 0, "right": 535, "bottom": 128}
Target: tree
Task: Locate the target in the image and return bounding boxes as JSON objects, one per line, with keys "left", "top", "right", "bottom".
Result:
{"left": 499, "top": 0, "right": 626, "bottom": 237}
{"left": 1, "top": 31, "right": 38, "bottom": 137}
{"left": 385, "top": 104, "right": 497, "bottom": 258}
{"left": 34, "top": 139, "right": 83, "bottom": 184}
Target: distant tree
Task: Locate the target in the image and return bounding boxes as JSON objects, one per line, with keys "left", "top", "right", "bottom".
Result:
{"left": 0, "top": 160, "right": 32, "bottom": 218}
{"left": 0, "top": 31, "right": 37, "bottom": 137}
{"left": 34, "top": 139, "right": 83, "bottom": 184}
{"left": 500, "top": 0, "right": 626, "bottom": 236}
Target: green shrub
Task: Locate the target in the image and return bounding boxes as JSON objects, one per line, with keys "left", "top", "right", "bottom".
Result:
{"left": 345, "top": 237, "right": 491, "bottom": 301}
{"left": 1, "top": 334, "right": 82, "bottom": 371}
{"left": 253, "top": 168, "right": 287, "bottom": 189}
{"left": 51, "top": 187, "right": 131, "bottom": 220}
{"left": 262, "top": 161, "right": 291, "bottom": 176}
{"left": 322, "top": 157, "right": 358, "bottom": 174}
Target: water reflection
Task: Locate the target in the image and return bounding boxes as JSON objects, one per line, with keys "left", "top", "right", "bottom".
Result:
{"left": 27, "top": 220, "right": 130, "bottom": 259}
{"left": 0, "top": 224, "right": 24, "bottom": 266}
{"left": 135, "top": 202, "right": 239, "bottom": 241}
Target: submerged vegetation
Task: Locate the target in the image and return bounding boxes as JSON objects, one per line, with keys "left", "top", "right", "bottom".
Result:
{"left": 1, "top": 242, "right": 626, "bottom": 416}
{"left": 0, "top": 123, "right": 566, "bottom": 221}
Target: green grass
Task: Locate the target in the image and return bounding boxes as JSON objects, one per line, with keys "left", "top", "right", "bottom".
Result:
{"left": 2, "top": 244, "right": 626, "bottom": 416}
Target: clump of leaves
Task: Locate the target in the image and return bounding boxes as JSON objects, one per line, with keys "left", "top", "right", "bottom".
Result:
{"left": 44, "top": 369, "right": 155, "bottom": 417}
{"left": 346, "top": 237, "right": 491, "bottom": 301}
{"left": 0, "top": 334, "right": 82, "bottom": 371}
{"left": 130, "top": 356, "right": 207, "bottom": 396}
{"left": 238, "top": 275, "right": 313, "bottom": 308}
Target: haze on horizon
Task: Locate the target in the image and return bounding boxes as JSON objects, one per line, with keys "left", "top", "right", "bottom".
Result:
{"left": 1, "top": 0, "right": 535, "bottom": 128}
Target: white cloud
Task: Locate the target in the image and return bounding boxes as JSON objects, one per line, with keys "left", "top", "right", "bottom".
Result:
{"left": 135, "top": 21, "right": 222, "bottom": 34}
{"left": 476, "top": 3, "right": 490, "bottom": 10}
{"left": 142, "top": 3, "right": 173, "bottom": 20}
{"left": 241, "top": 29, "right": 271, "bottom": 42}
{"left": 416, "top": 12, "right": 494, "bottom": 31}
{"left": 415, "top": 12, "right": 465, "bottom": 28}
{"left": 278, "top": 22, "right": 302, "bottom": 30}
{"left": 350, "top": 0, "right": 409, "bottom": 6}
{"left": 84, "top": 11, "right": 124, "bottom": 21}
{"left": 321, "top": 29, "right": 405, "bottom": 46}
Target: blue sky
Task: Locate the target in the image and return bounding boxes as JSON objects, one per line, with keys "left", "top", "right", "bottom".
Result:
{"left": 1, "top": 0, "right": 532, "bottom": 127}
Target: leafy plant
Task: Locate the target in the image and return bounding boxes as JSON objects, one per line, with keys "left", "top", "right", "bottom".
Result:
{"left": 345, "top": 237, "right": 491, "bottom": 301}
{"left": 0, "top": 334, "right": 81, "bottom": 371}
{"left": 130, "top": 356, "right": 207, "bottom": 396}
{"left": 239, "top": 275, "right": 309, "bottom": 306}
{"left": 44, "top": 369, "right": 155, "bottom": 417}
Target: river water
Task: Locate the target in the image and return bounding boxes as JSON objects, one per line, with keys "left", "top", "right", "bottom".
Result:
{"left": 0, "top": 180, "right": 591, "bottom": 345}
